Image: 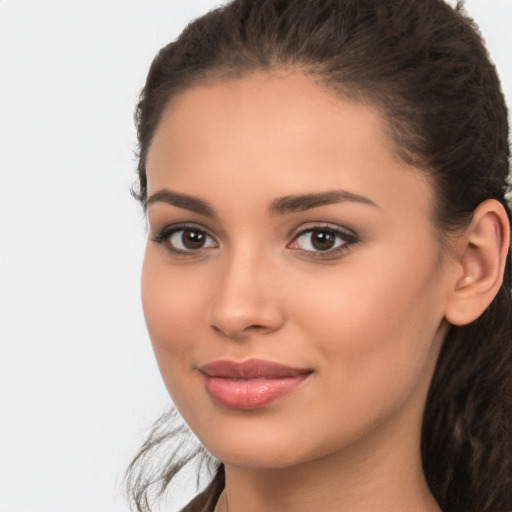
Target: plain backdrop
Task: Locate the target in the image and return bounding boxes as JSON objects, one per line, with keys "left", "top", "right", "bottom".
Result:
{"left": 0, "top": 1, "right": 511, "bottom": 511}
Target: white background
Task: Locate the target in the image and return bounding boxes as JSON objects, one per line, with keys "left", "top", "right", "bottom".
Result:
{"left": 0, "top": 1, "right": 511, "bottom": 511}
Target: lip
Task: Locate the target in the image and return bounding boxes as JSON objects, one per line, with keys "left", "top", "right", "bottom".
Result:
{"left": 199, "top": 359, "right": 313, "bottom": 410}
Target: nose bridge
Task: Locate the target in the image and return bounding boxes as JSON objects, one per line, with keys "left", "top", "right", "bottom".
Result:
{"left": 208, "top": 240, "right": 284, "bottom": 338}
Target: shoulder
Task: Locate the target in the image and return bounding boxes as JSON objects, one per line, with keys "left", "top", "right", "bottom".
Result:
{"left": 179, "top": 482, "right": 222, "bottom": 512}
{"left": 179, "top": 490, "right": 213, "bottom": 512}
{"left": 180, "top": 464, "right": 225, "bottom": 512}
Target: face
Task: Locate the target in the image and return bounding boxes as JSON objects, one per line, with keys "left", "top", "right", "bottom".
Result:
{"left": 142, "top": 73, "right": 455, "bottom": 471}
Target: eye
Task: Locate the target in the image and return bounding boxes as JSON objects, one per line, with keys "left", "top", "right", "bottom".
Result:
{"left": 288, "top": 226, "right": 356, "bottom": 254}
{"left": 152, "top": 225, "right": 218, "bottom": 253}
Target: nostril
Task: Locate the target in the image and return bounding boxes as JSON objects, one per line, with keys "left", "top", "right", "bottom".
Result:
{"left": 210, "top": 322, "right": 270, "bottom": 338}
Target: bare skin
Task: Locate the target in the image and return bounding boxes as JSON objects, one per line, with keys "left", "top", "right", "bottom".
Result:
{"left": 142, "top": 72, "right": 509, "bottom": 511}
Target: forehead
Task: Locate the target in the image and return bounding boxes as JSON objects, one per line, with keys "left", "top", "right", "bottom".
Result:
{"left": 145, "top": 72, "right": 433, "bottom": 219}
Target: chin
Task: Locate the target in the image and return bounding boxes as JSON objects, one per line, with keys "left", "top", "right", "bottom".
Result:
{"left": 189, "top": 414, "right": 304, "bottom": 469}
{"left": 212, "top": 444, "right": 306, "bottom": 471}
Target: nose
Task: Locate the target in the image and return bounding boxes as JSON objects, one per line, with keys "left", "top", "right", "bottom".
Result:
{"left": 207, "top": 249, "right": 285, "bottom": 339}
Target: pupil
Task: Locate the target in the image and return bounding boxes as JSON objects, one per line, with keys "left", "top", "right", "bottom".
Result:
{"left": 312, "top": 230, "right": 335, "bottom": 250}
{"left": 182, "top": 230, "right": 205, "bottom": 249}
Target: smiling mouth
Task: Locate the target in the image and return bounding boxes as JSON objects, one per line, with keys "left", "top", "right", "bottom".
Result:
{"left": 199, "top": 359, "right": 313, "bottom": 410}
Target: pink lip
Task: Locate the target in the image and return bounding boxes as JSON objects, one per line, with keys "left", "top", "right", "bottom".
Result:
{"left": 199, "top": 359, "right": 313, "bottom": 410}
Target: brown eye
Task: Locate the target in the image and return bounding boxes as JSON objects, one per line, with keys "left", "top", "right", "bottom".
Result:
{"left": 311, "top": 230, "right": 336, "bottom": 250}
{"left": 289, "top": 226, "right": 355, "bottom": 254}
{"left": 182, "top": 229, "right": 206, "bottom": 249}
{"left": 166, "top": 228, "right": 218, "bottom": 252}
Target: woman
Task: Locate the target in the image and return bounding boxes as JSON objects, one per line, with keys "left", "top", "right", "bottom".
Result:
{"left": 126, "top": 0, "right": 512, "bottom": 511}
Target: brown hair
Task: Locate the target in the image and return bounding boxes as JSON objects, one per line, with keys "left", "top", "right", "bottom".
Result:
{"left": 127, "top": 1, "right": 512, "bottom": 511}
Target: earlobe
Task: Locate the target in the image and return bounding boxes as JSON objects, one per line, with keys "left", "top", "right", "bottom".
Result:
{"left": 445, "top": 199, "right": 510, "bottom": 326}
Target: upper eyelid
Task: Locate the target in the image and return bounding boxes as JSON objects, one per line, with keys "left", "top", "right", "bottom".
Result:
{"left": 153, "top": 222, "right": 217, "bottom": 237}
{"left": 152, "top": 223, "right": 219, "bottom": 247}
{"left": 289, "top": 222, "right": 356, "bottom": 239}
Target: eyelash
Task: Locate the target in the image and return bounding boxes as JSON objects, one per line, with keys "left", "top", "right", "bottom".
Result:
{"left": 151, "top": 224, "right": 218, "bottom": 255}
{"left": 287, "top": 224, "right": 357, "bottom": 258}
{"left": 151, "top": 223, "right": 358, "bottom": 258}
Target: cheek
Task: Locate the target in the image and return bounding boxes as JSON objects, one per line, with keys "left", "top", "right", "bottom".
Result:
{"left": 276, "top": 256, "right": 445, "bottom": 456}
{"left": 291, "top": 239, "right": 445, "bottom": 394}
{"left": 141, "top": 250, "right": 209, "bottom": 378}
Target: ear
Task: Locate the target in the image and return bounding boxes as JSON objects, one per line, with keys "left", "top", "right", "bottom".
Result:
{"left": 445, "top": 199, "right": 510, "bottom": 326}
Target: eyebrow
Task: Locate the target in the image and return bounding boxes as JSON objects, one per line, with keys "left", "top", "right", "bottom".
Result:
{"left": 146, "top": 189, "right": 215, "bottom": 216}
{"left": 146, "top": 188, "right": 378, "bottom": 217}
{"left": 268, "top": 190, "right": 378, "bottom": 215}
